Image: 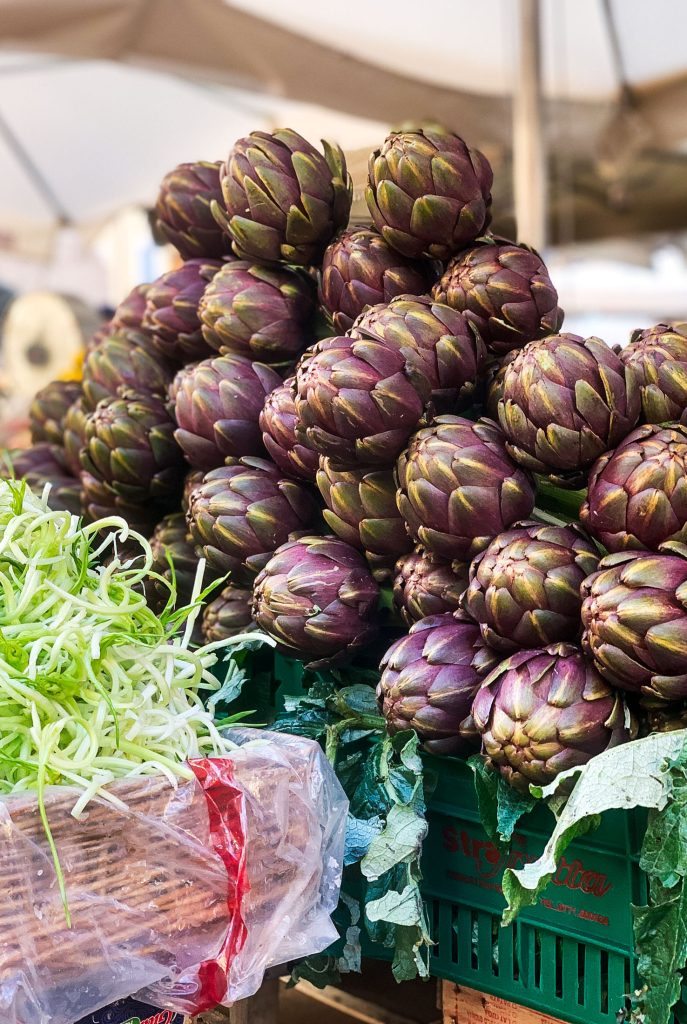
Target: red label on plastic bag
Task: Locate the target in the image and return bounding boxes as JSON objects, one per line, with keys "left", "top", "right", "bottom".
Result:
{"left": 187, "top": 757, "right": 249, "bottom": 1013}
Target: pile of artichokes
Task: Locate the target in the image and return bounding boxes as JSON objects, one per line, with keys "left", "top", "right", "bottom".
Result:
{"left": 14, "top": 123, "right": 687, "bottom": 795}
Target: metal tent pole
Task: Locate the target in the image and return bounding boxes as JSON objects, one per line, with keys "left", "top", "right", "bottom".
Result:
{"left": 513, "top": 0, "right": 546, "bottom": 250}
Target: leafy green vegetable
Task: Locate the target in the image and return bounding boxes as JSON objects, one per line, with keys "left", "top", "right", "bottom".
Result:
{"left": 468, "top": 754, "right": 536, "bottom": 848}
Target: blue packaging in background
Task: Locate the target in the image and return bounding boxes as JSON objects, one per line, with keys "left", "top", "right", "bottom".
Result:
{"left": 75, "top": 997, "right": 186, "bottom": 1024}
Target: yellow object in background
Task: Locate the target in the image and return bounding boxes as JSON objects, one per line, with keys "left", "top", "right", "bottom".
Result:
{"left": 59, "top": 348, "right": 85, "bottom": 381}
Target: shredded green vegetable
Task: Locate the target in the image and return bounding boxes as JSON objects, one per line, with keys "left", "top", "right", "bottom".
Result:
{"left": 0, "top": 479, "right": 272, "bottom": 918}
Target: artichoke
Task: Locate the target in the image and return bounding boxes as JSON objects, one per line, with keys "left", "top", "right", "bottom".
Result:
{"left": 81, "top": 391, "right": 184, "bottom": 504}
{"left": 498, "top": 334, "right": 640, "bottom": 479}
{"left": 396, "top": 416, "right": 536, "bottom": 561}
{"left": 259, "top": 377, "right": 319, "bottom": 482}
{"left": 202, "top": 584, "right": 254, "bottom": 643}
{"left": 295, "top": 335, "right": 430, "bottom": 466}
{"left": 111, "top": 283, "right": 151, "bottom": 331}
{"left": 252, "top": 535, "right": 379, "bottom": 668}
{"left": 171, "top": 354, "right": 282, "bottom": 470}
{"left": 63, "top": 397, "right": 89, "bottom": 477}
{"left": 620, "top": 323, "right": 687, "bottom": 424}
{"left": 484, "top": 354, "right": 516, "bottom": 421}
{"left": 148, "top": 512, "right": 201, "bottom": 613}
{"left": 29, "top": 378, "right": 83, "bottom": 447}
{"left": 187, "top": 457, "right": 315, "bottom": 583}
{"left": 581, "top": 423, "right": 687, "bottom": 553}
{"left": 320, "top": 227, "right": 436, "bottom": 332}
{"left": 10, "top": 444, "right": 81, "bottom": 516}
{"left": 182, "top": 468, "right": 205, "bottom": 512}
{"left": 199, "top": 260, "right": 315, "bottom": 364}
{"left": 464, "top": 521, "right": 600, "bottom": 653}
{"left": 142, "top": 258, "right": 222, "bottom": 363}
{"left": 316, "top": 456, "right": 412, "bottom": 579}
{"left": 432, "top": 238, "right": 563, "bottom": 355}
{"left": 366, "top": 127, "right": 493, "bottom": 260}
{"left": 472, "top": 644, "right": 631, "bottom": 792}
{"left": 351, "top": 295, "right": 486, "bottom": 412}
{"left": 155, "top": 160, "right": 232, "bottom": 260}
{"left": 581, "top": 544, "right": 687, "bottom": 702}
{"left": 393, "top": 549, "right": 468, "bottom": 626}
{"left": 82, "top": 330, "right": 174, "bottom": 411}
{"left": 378, "top": 611, "right": 499, "bottom": 755}
{"left": 213, "top": 129, "right": 352, "bottom": 265}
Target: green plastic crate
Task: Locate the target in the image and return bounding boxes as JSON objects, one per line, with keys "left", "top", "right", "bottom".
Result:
{"left": 422, "top": 753, "right": 649, "bottom": 1024}
{"left": 268, "top": 654, "right": 664, "bottom": 1024}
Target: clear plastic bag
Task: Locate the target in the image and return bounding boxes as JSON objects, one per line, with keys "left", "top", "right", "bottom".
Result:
{"left": 0, "top": 731, "right": 347, "bottom": 1024}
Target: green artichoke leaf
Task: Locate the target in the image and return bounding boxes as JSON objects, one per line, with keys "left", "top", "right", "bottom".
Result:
{"left": 502, "top": 731, "right": 687, "bottom": 926}
{"left": 468, "top": 754, "right": 537, "bottom": 848}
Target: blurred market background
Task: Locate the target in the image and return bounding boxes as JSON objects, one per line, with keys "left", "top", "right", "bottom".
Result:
{"left": 1, "top": 0, "right": 686, "bottom": 439}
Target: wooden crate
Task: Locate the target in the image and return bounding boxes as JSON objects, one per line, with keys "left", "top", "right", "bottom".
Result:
{"left": 441, "top": 982, "right": 567, "bottom": 1024}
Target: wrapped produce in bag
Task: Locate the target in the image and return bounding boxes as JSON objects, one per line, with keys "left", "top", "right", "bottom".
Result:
{"left": 0, "top": 730, "right": 347, "bottom": 1024}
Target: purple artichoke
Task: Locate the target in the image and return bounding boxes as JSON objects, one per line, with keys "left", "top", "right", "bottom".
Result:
{"left": 366, "top": 128, "right": 493, "bottom": 260}
{"left": 393, "top": 549, "right": 469, "bottom": 626}
{"left": 396, "top": 416, "right": 536, "bottom": 561}
{"left": 320, "top": 227, "right": 437, "bottom": 332}
{"left": 82, "top": 329, "right": 174, "bottom": 411}
{"left": 155, "top": 160, "right": 232, "bottom": 260}
{"left": 81, "top": 391, "right": 184, "bottom": 504}
{"left": 472, "top": 644, "right": 631, "bottom": 792}
{"left": 213, "top": 129, "right": 352, "bottom": 265}
{"left": 80, "top": 470, "right": 167, "bottom": 535}
{"left": 295, "top": 335, "right": 430, "bottom": 466}
{"left": 186, "top": 458, "right": 315, "bottom": 583}
{"left": 63, "top": 397, "right": 89, "bottom": 477}
{"left": 29, "top": 378, "right": 83, "bottom": 447}
{"left": 142, "top": 258, "right": 223, "bottom": 363}
{"left": 199, "top": 260, "right": 315, "bottom": 364}
{"left": 316, "top": 456, "right": 413, "bottom": 579}
{"left": 620, "top": 323, "right": 687, "bottom": 424}
{"left": 432, "top": 238, "right": 563, "bottom": 355}
{"left": 581, "top": 544, "right": 687, "bottom": 702}
{"left": 171, "top": 354, "right": 281, "bottom": 470}
{"left": 111, "top": 283, "right": 151, "bottom": 332}
{"left": 252, "top": 535, "right": 379, "bottom": 668}
{"left": 378, "top": 611, "right": 498, "bottom": 755}
{"left": 498, "top": 334, "right": 640, "bottom": 478}
{"left": 202, "top": 584, "right": 254, "bottom": 642}
{"left": 351, "top": 295, "right": 487, "bottom": 412}
{"left": 259, "top": 377, "right": 319, "bottom": 482}
{"left": 464, "top": 521, "right": 600, "bottom": 653}
{"left": 581, "top": 423, "right": 687, "bottom": 553}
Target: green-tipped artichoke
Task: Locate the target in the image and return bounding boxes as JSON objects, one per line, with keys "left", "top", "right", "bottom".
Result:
{"left": 378, "top": 610, "right": 498, "bottom": 755}
{"left": 171, "top": 354, "right": 282, "bottom": 470}
{"left": 295, "top": 335, "right": 430, "bottom": 466}
{"left": 142, "top": 258, "right": 222, "bottom": 364}
{"left": 366, "top": 128, "right": 493, "bottom": 260}
{"left": 581, "top": 423, "right": 687, "bottom": 553}
{"left": 316, "top": 456, "right": 412, "bottom": 580}
{"left": 472, "top": 643, "right": 631, "bottom": 792}
{"left": 464, "top": 521, "right": 600, "bottom": 652}
{"left": 155, "top": 160, "right": 232, "bottom": 260}
{"left": 320, "top": 226, "right": 437, "bottom": 332}
{"left": 393, "top": 549, "right": 468, "bottom": 626}
{"left": 10, "top": 444, "right": 82, "bottom": 516}
{"left": 199, "top": 260, "right": 315, "bottom": 364}
{"left": 620, "top": 323, "right": 687, "bottom": 424}
{"left": 82, "top": 329, "right": 174, "bottom": 411}
{"left": 202, "top": 584, "right": 254, "bottom": 642}
{"left": 396, "top": 416, "right": 536, "bottom": 561}
{"left": 432, "top": 238, "right": 563, "bottom": 355}
{"left": 213, "top": 129, "right": 352, "bottom": 265}
{"left": 259, "top": 377, "right": 319, "bottom": 482}
{"left": 63, "top": 397, "right": 89, "bottom": 477}
{"left": 29, "top": 378, "right": 83, "bottom": 447}
{"left": 498, "top": 334, "right": 640, "bottom": 480}
{"left": 186, "top": 457, "right": 316, "bottom": 584}
{"left": 252, "top": 535, "right": 379, "bottom": 668}
{"left": 81, "top": 391, "right": 184, "bottom": 505}
{"left": 80, "top": 470, "right": 168, "bottom": 535}
{"left": 581, "top": 543, "right": 687, "bottom": 702}
{"left": 351, "top": 295, "right": 486, "bottom": 413}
